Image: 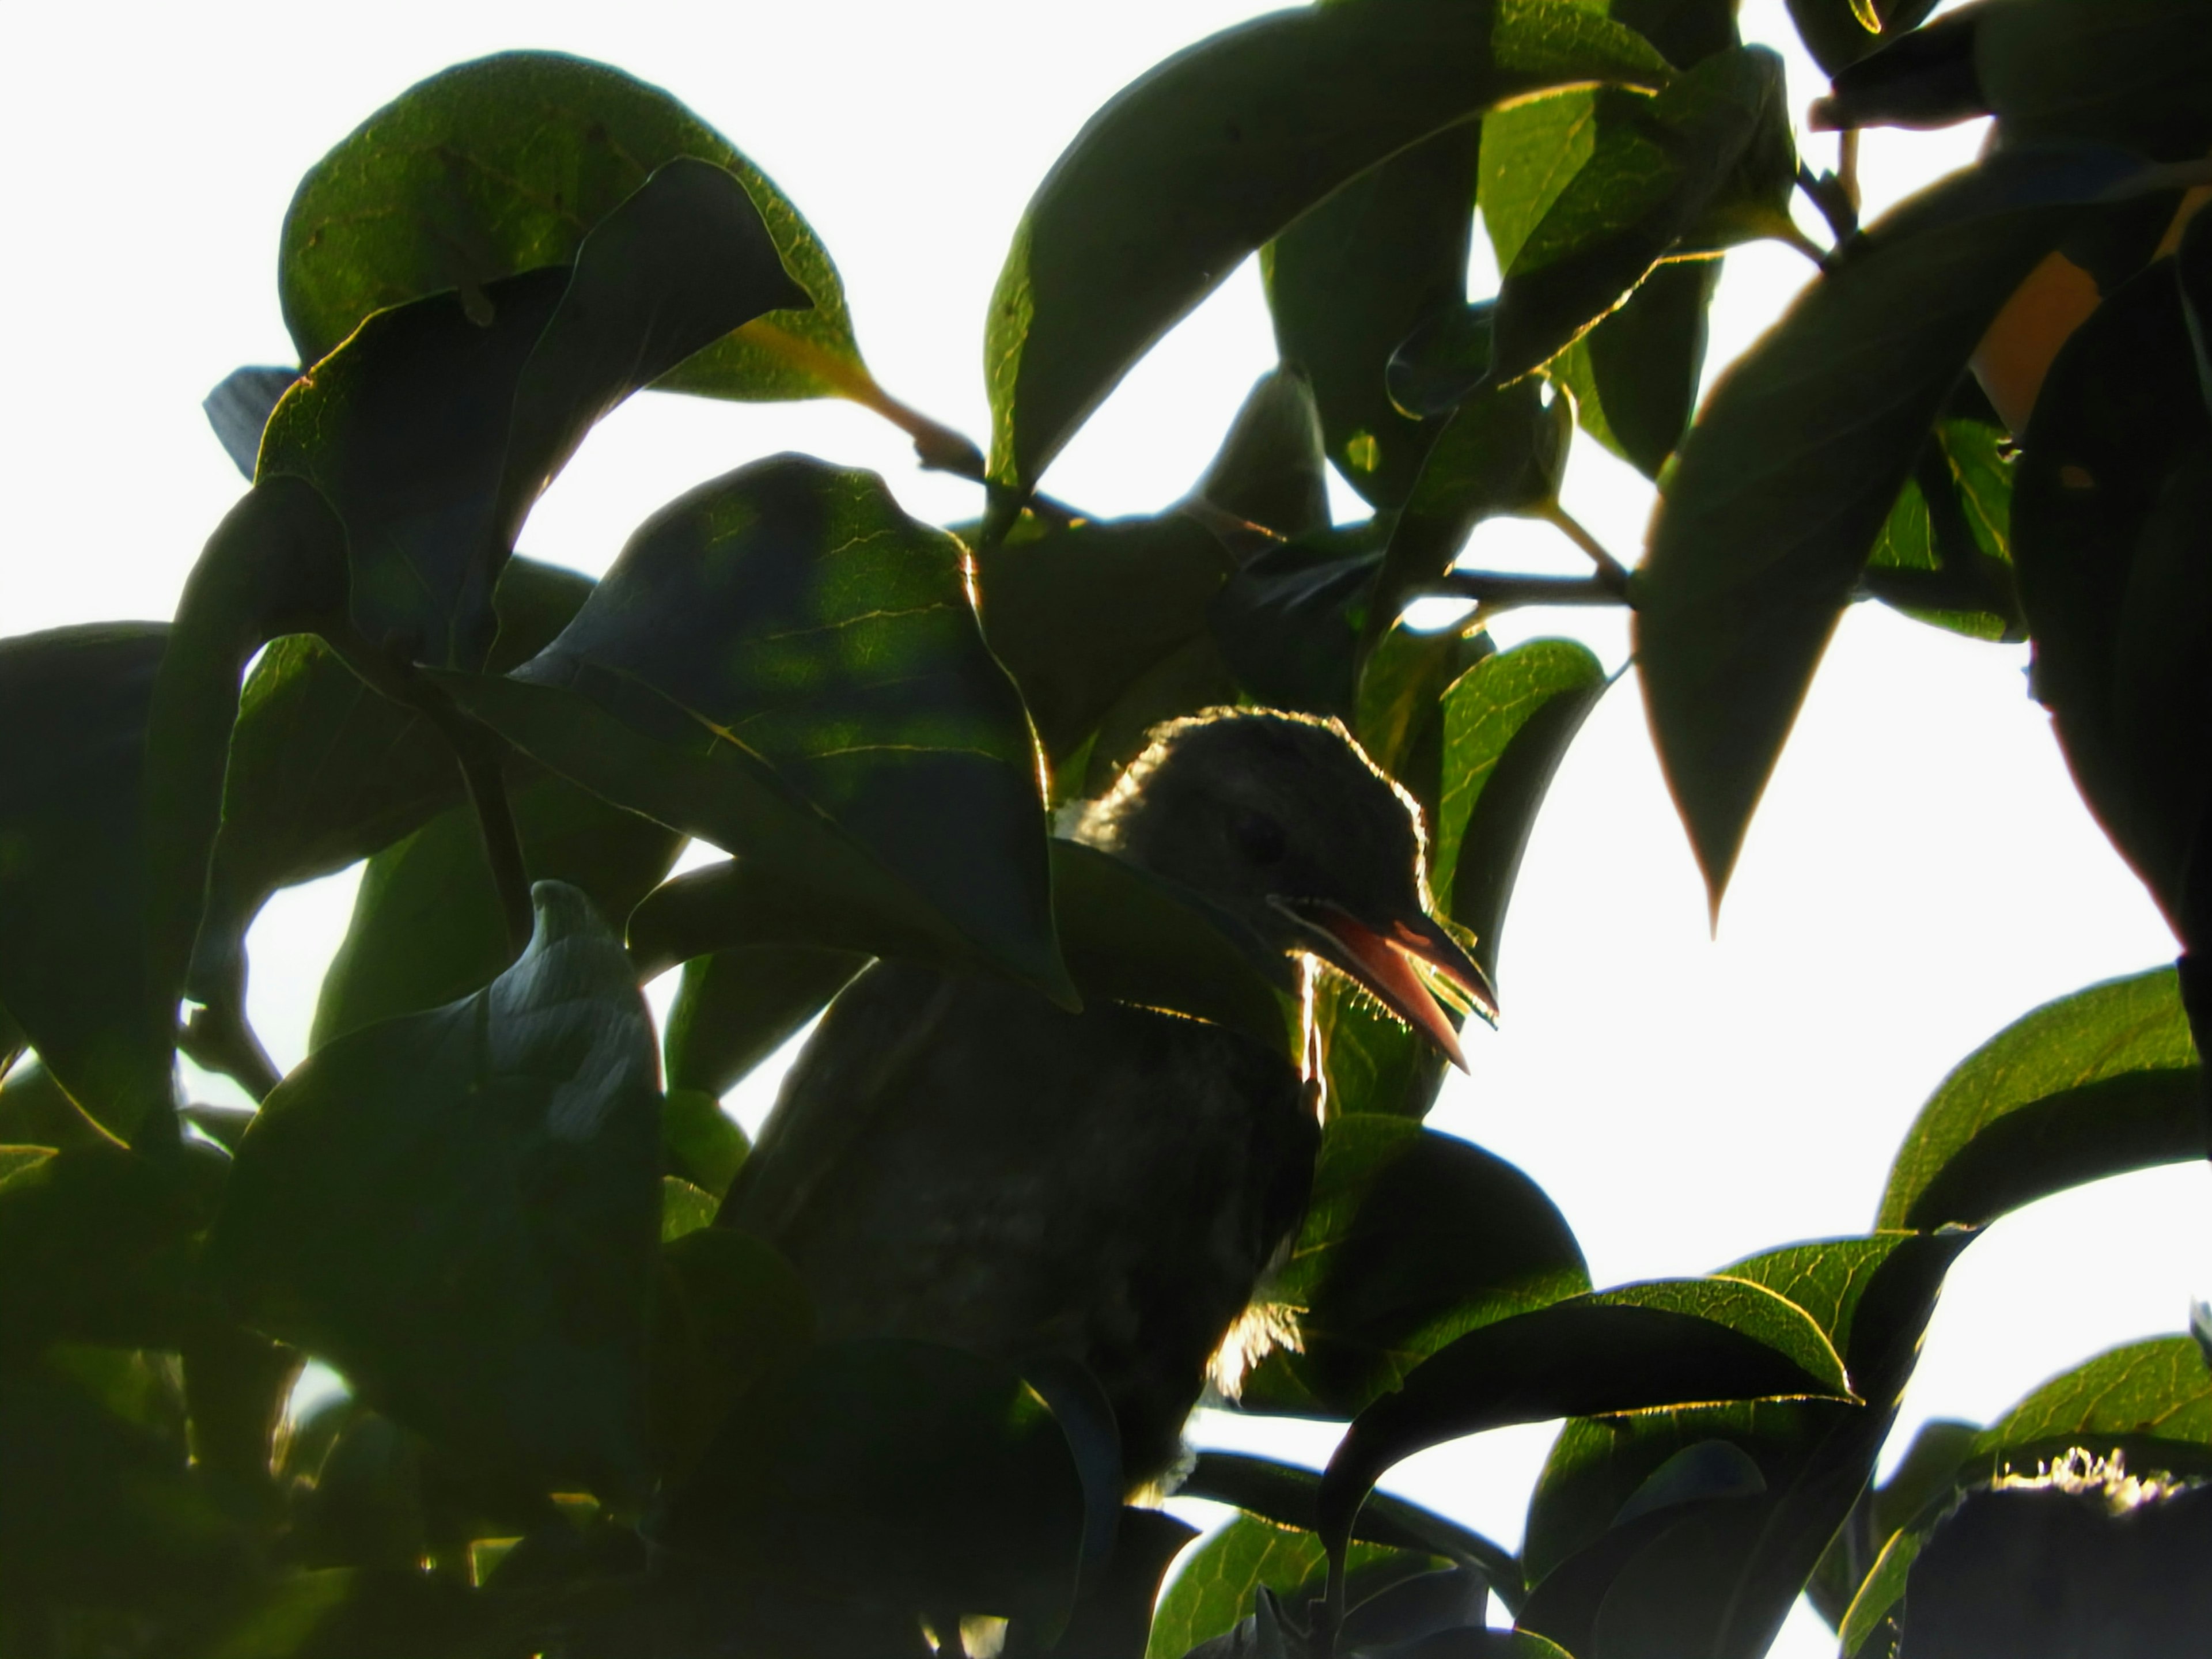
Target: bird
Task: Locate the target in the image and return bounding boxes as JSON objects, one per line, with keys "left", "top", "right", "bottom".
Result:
{"left": 715, "top": 708, "right": 1493, "bottom": 1491}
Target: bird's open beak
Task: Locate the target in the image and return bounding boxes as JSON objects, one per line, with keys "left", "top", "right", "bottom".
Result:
{"left": 1269, "top": 899, "right": 1498, "bottom": 1072}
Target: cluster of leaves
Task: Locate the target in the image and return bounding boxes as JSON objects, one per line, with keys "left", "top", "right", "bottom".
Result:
{"left": 2, "top": 0, "right": 2209, "bottom": 1654}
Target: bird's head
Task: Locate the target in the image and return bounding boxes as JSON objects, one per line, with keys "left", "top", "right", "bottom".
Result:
{"left": 1072, "top": 709, "right": 1494, "bottom": 1068}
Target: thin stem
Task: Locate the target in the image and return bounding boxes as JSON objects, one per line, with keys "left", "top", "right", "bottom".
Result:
{"left": 735, "top": 320, "right": 987, "bottom": 479}
{"left": 1796, "top": 163, "right": 1859, "bottom": 247}
{"left": 1424, "top": 571, "right": 1628, "bottom": 609}
{"left": 1839, "top": 128, "right": 1862, "bottom": 214}
{"left": 179, "top": 1002, "right": 282, "bottom": 1104}
{"left": 455, "top": 747, "right": 535, "bottom": 958}
{"left": 1536, "top": 502, "right": 1633, "bottom": 593}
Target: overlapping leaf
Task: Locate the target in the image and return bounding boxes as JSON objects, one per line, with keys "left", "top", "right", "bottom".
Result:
{"left": 662, "top": 944, "right": 868, "bottom": 1100}
{"left": 1786, "top": 0, "right": 1941, "bottom": 77}
{"left": 1263, "top": 128, "right": 1479, "bottom": 509}
{"left": 984, "top": 0, "right": 1671, "bottom": 502}
{"left": 1319, "top": 1276, "right": 1852, "bottom": 1560}
{"left": 1242, "top": 1117, "right": 1588, "bottom": 1418}
{"left": 1879, "top": 966, "right": 2202, "bottom": 1231}
{"left": 262, "top": 158, "right": 808, "bottom": 669}
{"left": 443, "top": 455, "right": 1069, "bottom": 1003}
{"left": 1636, "top": 142, "right": 2149, "bottom": 911}
{"left": 1862, "top": 416, "right": 2020, "bottom": 640}
{"left": 279, "top": 50, "right": 855, "bottom": 400}
{"left": 212, "top": 883, "right": 662, "bottom": 1502}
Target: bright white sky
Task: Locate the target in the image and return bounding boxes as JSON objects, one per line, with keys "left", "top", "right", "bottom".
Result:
{"left": 4, "top": 2, "right": 2203, "bottom": 1652}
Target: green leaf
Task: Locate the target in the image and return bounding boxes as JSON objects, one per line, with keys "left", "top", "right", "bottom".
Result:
{"left": 1320, "top": 1277, "right": 1852, "bottom": 1558}
{"left": 0, "top": 1362, "right": 248, "bottom": 1623}
{"left": 1242, "top": 1116, "right": 1589, "bottom": 1418}
{"left": 1838, "top": 1524, "right": 1919, "bottom": 1659}
{"left": 1364, "top": 376, "right": 1575, "bottom": 648}
{"left": 1184, "top": 1452, "right": 1525, "bottom": 1614}
{"left": 663, "top": 947, "right": 868, "bottom": 1099}
{"left": 1142, "top": 1516, "right": 1412, "bottom": 1659}
{"left": 211, "top": 882, "right": 662, "bottom": 1502}
{"left": 660, "top": 1086, "right": 752, "bottom": 1199}
{"left": 0, "top": 625, "right": 180, "bottom": 1139}
{"left": 1635, "top": 142, "right": 2147, "bottom": 912}
{"left": 1434, "top": 640, "right": 1609, "bottom": 987}
{"left": 647, "top": 1226, "right": 813, "bottom": 1485}
{"left": 0, "top": 1141, "right": 221, "bottom": 1354}
{"left": 442, "top": 456, "right": 1069, "bottom": 1004}
{"left": 1863, "top": 416, "right": 2019, "bottom": 641}
{"left": 1195, "top": 367, "right": 1336, "bottom": 538}
{"left": 1490, "top": 48, "right": 1787, "bottom": 387}
{"left": 1046, "top": 1507, "right": 1201, "bottom": 1659}
{"left": 1550, "top": 259, "right": 1722, "bottom": 478}
{"left": 1976, "top": 0, "right": 2212, "bottom": 158}
{"left": 0, "top": 1060, "right": 112, "bottom": 1152}
{"left": 970, "top": 507, "right": 1235, "bottom": 763}
{"left": 310, "top": 772, "right": 681, "bottom": 1048}
{"left": 1879, "top": 966, "right": 2202, "bottom": 1231}
{"left": 1209, "top": 522, "right": 1390, "bottom": 722}
{"left": 660, "top": 1176, "right": 718, "bottom": 1243}
{"left": 1785, "top": 0, "right": 1941, "bottom": 76}
{"left": 1516, "top": 1232, "right": 1969, "bottom": 1658}
{"left": 2012, "top": 259, "right": 2212, "bottom": 933}
{"left": 1972, "top": 1334, "right": 2212, "bottom": 1480}
{"left": 662, "top": 1337, "right": 1087, "bottom": 1633}
{"left": 188, "top": 556, "right": 596, "bottom": 1012}
{"left": 191, "top": 1565, "right": 497, "bottom": 1659}
{"left": 984, "top": 0, "right": 1672, "bottom": 500}
{"left": 142, "top": 480, "right": 351, "bottom": 1065}
{"left": 1263, "top": 126, "right": 1480, "bottom": 509}
{"left": 264, "top": 158, "right": 808, "bottom": 671}
{"left": 279, "top": 50, "right": 857, "bottom": 402}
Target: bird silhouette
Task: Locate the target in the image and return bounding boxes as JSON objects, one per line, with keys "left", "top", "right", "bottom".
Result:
{"left": 717, "top": 709, "right": 1491, "bottom": 1490}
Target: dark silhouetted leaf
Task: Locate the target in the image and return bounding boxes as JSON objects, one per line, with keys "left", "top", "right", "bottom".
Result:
{"left": 1879, "top": 966, "right": 2202, "bottom": 1231}
{"left": 984, "top": 0, "right": 1671, "bottom": 501}
{"left": 444, "top": 455, "right": 1067, "bottom": 1002}
{"left": 1320, "top": 1277, "right": 1852, "bottom": 1558}
{"left": 1183, "top": 1453, "right": 1523, "bottom": 1615}
{"left": 1263, "top": 127, "right": 1479, "bottom": 509}
{"left": 662, "top": 944, "right": 868, "bottom": 1099}
{"left": 310, "top": 772, "right": 681, "bottom": 1047}
{"left": 661, "top": 1087, "right": 751, "bottom": 1199}
{"left": 188, "top": 1564, "right": 499, "bottom": 1659}
{"left": 1810, "top": 9, "right": 1986, "bottom": 133}
{"left": 1635, "top": 142, "right": 2147, "bottom": 912}
{"left": 1434, "top": 640, "right": 1609, "bottom": 990}
{"left": 1976, "top": 0, "right": 2212, "bottom": 158}
{"left": 648, "top": 1226, "right": 813, "bottom": 1483}
{"left": 0, "top": 626, "right": 181, "bottom": 1138}
{"left": 1143, "top": 1517, "right": 1411, "bottom": 1659}
{"left": 187, "top": 556, "right": 594, "bottom": 1013}
{"left": 0, "top": 1060, "right": 111, "bottom": 1152}
{"left": 1388, "top": 304, "right": 1500, "bottom": 422}
{"left": 1195, "top": 368, "right": 1334, "bottom": 538}
{"left": 202, "top": 366, "right": 298, "bottom": 479}
{"left": 972, "top": 509, "right": 1236, "bottom": 763}
{"left": 662, "top": 1337, "right": 1086, "bottom": 1634}
{"left": 263, "top": 158, "right": 807, "bottom": 669}
{"left": 1786, "top": 0, "right": 1941, "bottom": 77}
{"left": 1551, "top": 259, "right": 1722, "bottom": 478}
{"left": 279, "top": 50, "right": 856, "bottom": 402}
{"left": 1009, "top": 1506, "right": 1197, "bottom": 1659}
{"left": 1243, "top": 1116, "right": 1588, "bottom": 1418}
{"left": 212, "top": 883, "right": 662, "bottom": 1502}
{"left": 1863, "top": 416, "right": 2019, "bottom": 640}
{"left": 0, "top": 1141, "right": 221, "bottom": 1353}
{"left": 1210, "top": 523, "right": 1389, "bottom": 722}
{"left": 2012, "top": 259, "right": 2212, "bottom": 934}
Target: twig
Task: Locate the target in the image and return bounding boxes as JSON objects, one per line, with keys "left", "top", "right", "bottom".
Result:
{"left": 1839, "top": 128, "right": 1862, "bottom": 214}
{"left": 1796, "top": 163, "right": 1859, "bottom": 247}
{"left": 1535, "top": 502, "right": 1633, "bottom": 594}
{"left": 1423, "top": 571, "right": 1628, "bottom": 609}
{"left": 179, "top": 1001, "right": 283, "bottom": 1104}
{"left": 454, "top": 745, "right": 535, "bottom": 957}
{"left": 734, "top": 320, "right": 987, "bottom": 478}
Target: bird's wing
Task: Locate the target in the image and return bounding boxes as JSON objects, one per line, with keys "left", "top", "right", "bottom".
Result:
{"left": 716, "top": 961, "right": 962, "bottom": 1243}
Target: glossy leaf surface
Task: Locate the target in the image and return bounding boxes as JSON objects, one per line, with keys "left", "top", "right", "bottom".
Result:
{"left": 213, "top": 883, "right": 662, "bottom": 1501}
{"left": 279, "top": 50, "right": 855, "bottom": 399}
{"left": 1637, "top": 143, "right": 2145, "bottom": 910}
{"left": 985, "top": 0, "right": 1670, "bottom": 498}
{"left": 445, "top": 455, "right": 1067, "bottom": 1002}
{"left": 1880, "top": 966, "right": 2202, "bottom": 1231}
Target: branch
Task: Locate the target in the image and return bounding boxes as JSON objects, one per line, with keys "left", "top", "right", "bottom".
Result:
{"left": 1536, "top": 502, "right": 1633, "bottom": 594}
{"left": 1422, "top": 571, "right": 1630, "bottom": 609}
{"left": 1796, "top": 162, "right": 1859, "bottom": 247}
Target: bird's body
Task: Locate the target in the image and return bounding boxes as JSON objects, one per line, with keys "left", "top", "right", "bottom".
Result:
{"left": 719, "top": 711, "right": 1490, "bottom": 1490}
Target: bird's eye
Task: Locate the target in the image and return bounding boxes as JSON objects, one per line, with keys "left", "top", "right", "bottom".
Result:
{"left": 1229, "top": 809, "right": 1287, "bottom": 865}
